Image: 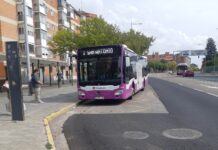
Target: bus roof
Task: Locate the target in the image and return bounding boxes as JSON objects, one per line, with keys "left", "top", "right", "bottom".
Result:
{"left": 77, "top": 44, "right": 141, "bottom": 57}
{"left": 177, "top": 63, "right": 188, "bottom": 66}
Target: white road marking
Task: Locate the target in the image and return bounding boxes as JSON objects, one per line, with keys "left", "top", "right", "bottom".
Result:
{"left": 206, "top": 93, "right": 218, "bottom": 98}
{"left": 193, "top": 88, "right": 204, "bottom": 93}
{"left": 162, "top": 128, "right": 202, "bottom": 140}
{"left": 193, "top": 88, "right": 218, "bottom": 98}
{"left": 123, "top": 131, "right": 149, "bottom": 140}
{"left": 200, "top": 84, "right": 218, "bottom": 89}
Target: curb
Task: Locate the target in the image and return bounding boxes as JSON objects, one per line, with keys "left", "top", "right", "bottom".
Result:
{"left": 43, "top": 104, "right": 76, "bottom": 150}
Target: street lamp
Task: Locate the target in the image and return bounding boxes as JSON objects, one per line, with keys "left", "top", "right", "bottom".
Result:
{"left": 23, "top": 0, "right": 31, "bottom": 94}
{"left": 214, "top": 28, "right": 218, "bottom": 73}
{"left": 131, "top": 21, "right": 142, "bottom": 30}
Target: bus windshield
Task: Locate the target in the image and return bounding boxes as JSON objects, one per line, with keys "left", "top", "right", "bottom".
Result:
{"left": 79, "top": 56, "right": 122, "bottom": 86}
{"left": 177, "top": 65, "right": 188, "bottom": 71}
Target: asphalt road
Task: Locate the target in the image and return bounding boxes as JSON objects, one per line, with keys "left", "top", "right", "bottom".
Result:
{"left": 63, "top": 78, "right": 218, "bottom": 150}
{"left": 194, "top": 75, "right": 218, "bottom": 82}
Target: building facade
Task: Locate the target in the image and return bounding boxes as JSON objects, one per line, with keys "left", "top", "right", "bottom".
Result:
{"left": 148, "top": 52, "right": 191, "bottom": 66}
{"left": 0, "top": 0, "right": 18, "bottom": 82}
{"left": 175, "top": 55, "right": 191, "bottom": 66}
{"left": 0, "top": 0, "right": 97, "bottom": 85}
{"left": 78, "top": 10, "right": 97, "bottom": 20}
{"left": 148, "top": 52, "right": 174, "bottom": 62}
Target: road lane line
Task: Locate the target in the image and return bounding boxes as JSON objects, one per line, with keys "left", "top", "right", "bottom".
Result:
{"left": 193, "top": 88, "right": 204, "bottom": 93}
{"left": 206, "top": 93, "right": 218, "bottom": 98}
{"left": 193, "top": 88, "right": 218, "bottom": 98}
{"left": 200, "top": 84, "right": 218, "bottom": 89}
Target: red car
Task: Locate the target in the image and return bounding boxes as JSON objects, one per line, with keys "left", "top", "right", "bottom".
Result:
{"left": 182, "top": 70, "right": 194, "bottom": 77}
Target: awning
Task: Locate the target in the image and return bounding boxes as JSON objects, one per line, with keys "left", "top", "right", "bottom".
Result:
{"left": 0, "top": 52, "right": 68, "bottom": 67}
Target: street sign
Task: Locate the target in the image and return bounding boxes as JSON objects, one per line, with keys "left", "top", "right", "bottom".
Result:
{"left": 178, "top": 50, "right": 206, "bottom": 56}
{"left": 191, "top": 50, "right": 207, "bottom": 56}
{"left": 6, "top": 41, "right": 25, "bottom": 121}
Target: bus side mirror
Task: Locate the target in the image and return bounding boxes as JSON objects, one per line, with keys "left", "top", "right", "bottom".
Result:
{"left": 126, "top": 57, "right": 130, "bottom": 67}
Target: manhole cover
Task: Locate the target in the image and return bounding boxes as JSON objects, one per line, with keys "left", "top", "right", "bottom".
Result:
{"left": 123, "top": 131, "right": 149, "bottom": 140}
{"left": 163, "top": 128, "right": 202, "bottom": 140}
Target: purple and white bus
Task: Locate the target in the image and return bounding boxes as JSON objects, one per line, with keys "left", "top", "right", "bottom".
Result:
{"left": 77, "top": 45, "right": 148, "bottom": 100}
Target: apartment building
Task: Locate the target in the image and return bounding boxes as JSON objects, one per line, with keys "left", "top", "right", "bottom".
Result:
{"left": 0, "top": 0, "right": 18, "bottom": 82}
{"left": 175, "top": 55, "right": 191, "bottom": 66}
{"left": 67, "top": 4, "right": 80, "bottom": 33}
{"left": 148, "top": 52, "right": 191, "bottom": 66}
{"left": 0, "top": 0, "right": 98, "bottom": 84}
{"left": 17, "top": 0, "right": 35, "bottom": 56}
{"left": 45, "top": 0, "right": 59, "bottom": 46}
{"left": 58, "top": 0, "right": 70, "bottom": 29}
{"left": 78, "top": 10, "right": 97, "bottom": 20}
{"left": 148, "top": 52, "right": 174, "bottom": 62}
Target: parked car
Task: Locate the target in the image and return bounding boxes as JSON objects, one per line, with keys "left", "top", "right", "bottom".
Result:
{"left": 182, "top": 70, "right": 194, "bottom": 77}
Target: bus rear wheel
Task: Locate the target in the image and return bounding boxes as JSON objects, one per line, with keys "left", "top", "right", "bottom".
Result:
{"left": 141, "top": 80, "right": 146, "bottom": 91}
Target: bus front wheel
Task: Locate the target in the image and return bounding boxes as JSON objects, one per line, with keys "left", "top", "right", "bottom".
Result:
{"left": 128, "top": 86, "right": 135, "bottom": 100}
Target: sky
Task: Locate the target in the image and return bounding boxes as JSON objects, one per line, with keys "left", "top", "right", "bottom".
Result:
{"left": 68, "top": 0, "right": 218, "bottom": 68}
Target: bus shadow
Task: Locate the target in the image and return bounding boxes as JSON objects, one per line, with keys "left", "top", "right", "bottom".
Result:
{"left": 77, "top": 99, "right": 125, "bottom": 107}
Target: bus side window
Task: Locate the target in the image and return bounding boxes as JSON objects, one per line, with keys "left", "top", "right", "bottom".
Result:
{"left": 125, "top": 66, "right": 134, "bottom": 82}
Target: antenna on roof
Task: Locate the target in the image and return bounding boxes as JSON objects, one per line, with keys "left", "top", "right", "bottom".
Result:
{"left": 81, "top": 0, "right": 83, "bottom": 11}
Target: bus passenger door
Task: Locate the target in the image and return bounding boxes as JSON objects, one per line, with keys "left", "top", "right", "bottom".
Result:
{"left": 136, "top": 62, "right": 143, "bottom": 90}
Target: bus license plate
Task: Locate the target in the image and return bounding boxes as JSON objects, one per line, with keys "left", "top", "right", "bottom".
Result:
{"left": 95, "top": 96, "right": 104, "bottom": 100}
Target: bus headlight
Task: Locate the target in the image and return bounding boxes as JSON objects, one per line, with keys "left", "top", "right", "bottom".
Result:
{"left": 115, "top": 90, "right": 123, "bottom": 96}
{"left": 79, "top": 91, "right": 85, "bottom": 96}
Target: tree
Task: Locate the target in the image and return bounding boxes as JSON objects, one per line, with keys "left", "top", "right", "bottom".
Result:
{"left": 190, "top": 63, "right": 199, "bottom": 71}
{"left": 205, "top": 38, "right": 217, "bottom": 61}
{"left": 167, "top": 61, "right": 177, "bottom": 71}
{"left": 75, "top": 17, "right": 154, "bottom": 55}
{"left": 120, "top": 29, "right": 154, "bottom": 55}
{"left": 75, "top": 17, "right": 121, "bottom": 48}
{"left": 48, "top": 29, "right": 76, "bottom": 54}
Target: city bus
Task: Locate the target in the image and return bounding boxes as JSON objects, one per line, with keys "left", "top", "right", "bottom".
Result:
{"left": 176, "top": 63, "right": 188, "bottom": 75}
{"left": 77, "top": 44, "right": 148, "bottom": 100}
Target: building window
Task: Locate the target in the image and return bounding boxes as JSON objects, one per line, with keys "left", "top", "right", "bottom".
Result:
{"left": 40, "top": 15, "right": 47, "bottom": 24}
{"left": 17, "top": 12, "right": 23, "bottom": 21}
{"left": 47, "top": 23, "right": 50, "bottom": 29}
{"left": 41, "top": 31, "right": 47, "bottom": 40}
{"left": 28, "top": 30, "right": 34, "bottom": 36}
{"left": 27, "top": 7, "right": 33, "bottom": 17}
{"left": 50, "top": 10, "right": 54, "bottom": 16}
{"left": 18, "top": 27, "right": 24, "bottom": 34}
{"left": 35, "top": 30, "right": 41, "bottom": 39}
{"left": 52, "top": 24, "right": 55, "bottom": 31}
{"left": 29, "top": 44, "right": 34, "bottom": 54}
{"left": 19, "top": 43, "right": 25, "bottom": 54}
{"left": 46, "top": 7, "right": 49, "bottom": 14}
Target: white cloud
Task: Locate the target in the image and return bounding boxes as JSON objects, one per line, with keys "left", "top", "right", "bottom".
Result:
{"left": 68, "top": 0, "right": 218, "bottom": 67}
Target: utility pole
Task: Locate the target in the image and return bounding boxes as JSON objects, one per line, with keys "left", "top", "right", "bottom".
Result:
{"left": 23, "top": 0, "right": 31, "bottom": 85}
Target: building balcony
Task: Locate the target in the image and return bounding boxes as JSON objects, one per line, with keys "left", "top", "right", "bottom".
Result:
{"left": 64, "top": 21, "right": 70, "bottom": 28}
{"left": 63, "top": 7, "right": 68, "bottom": 14}
{"left": 40, "top": 23, "right": 47, "bottom": 31}
{"left": 17, "top": 0, "right": 32, "bottom": 8}
{"left": 71, "top": 25, "right": 75, "bottom": 31}
{"left": 70, "top": 12, "right": 74, "bottom": 18}
{"left": 39, "top": 5, "right": 46, "bottom": 15}
{"left": 18, "top": 34, "right": 35, "bottom": 44}
{"left": 36, "top": 38, "right": 47, "bottom": 47}
{"left": 28, "top": 35, "right": 35, "bottom": 44}
{"left": 34, "top": 5, "right": 46, "bottom": 15}
{"left": 35, "top": 22, "right": 47, "bottom": 31}
{"left": 27, "top": 16, "right": 34, "bottom": 26}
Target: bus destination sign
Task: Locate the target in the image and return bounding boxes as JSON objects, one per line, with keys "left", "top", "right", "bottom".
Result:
{"left": 83, "top": 48, "right": 113, "bottom": 56}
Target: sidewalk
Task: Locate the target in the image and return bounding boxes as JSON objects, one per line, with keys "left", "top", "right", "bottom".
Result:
{"left": 0, "top": 84, "right": 78, "bottom": 150}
